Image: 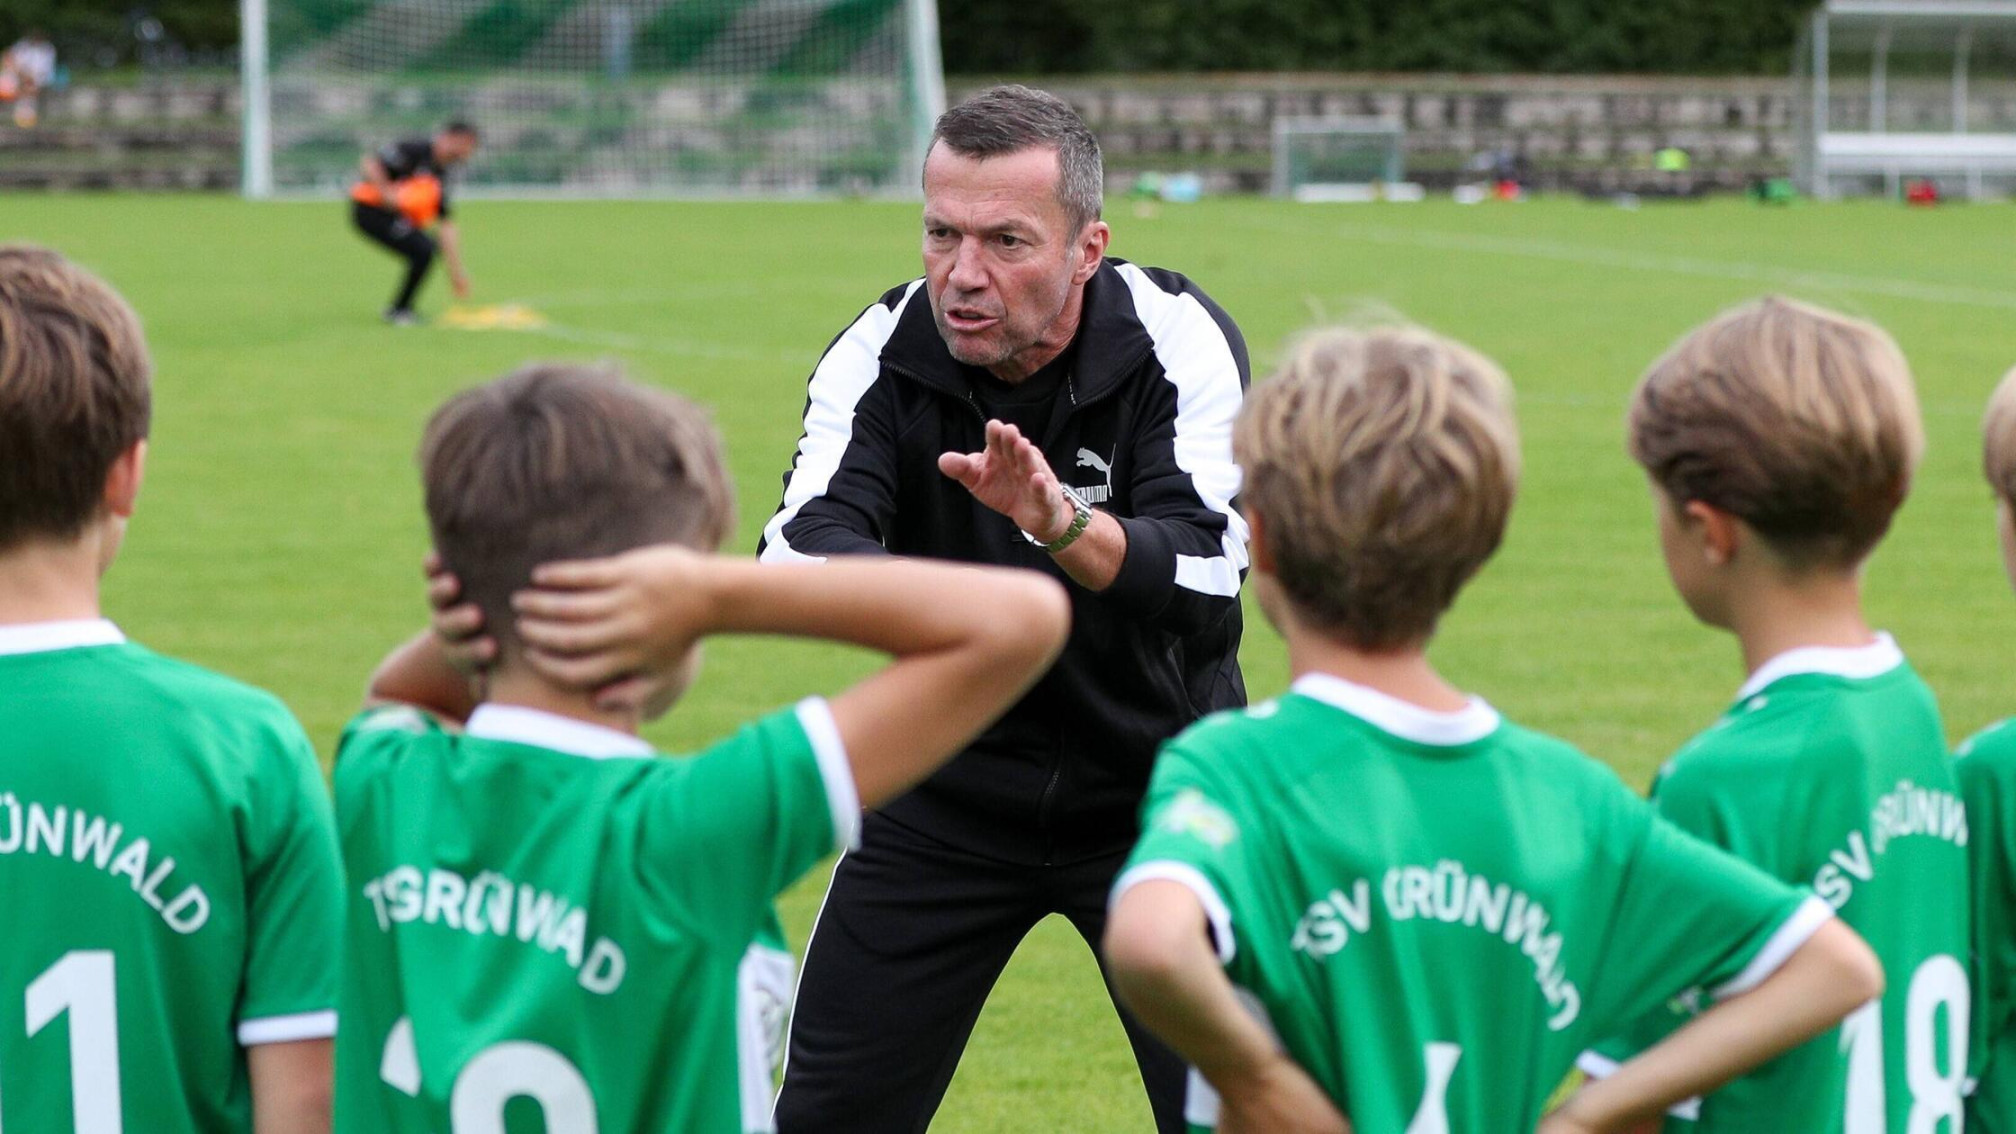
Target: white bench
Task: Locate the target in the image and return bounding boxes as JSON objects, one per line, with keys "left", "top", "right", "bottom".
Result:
{"left": 1819, "top": 131, "right": 2016, "bottom": 195}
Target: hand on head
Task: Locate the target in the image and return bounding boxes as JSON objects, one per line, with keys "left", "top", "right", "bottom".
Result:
{"left": 425, "top": 550, "right": 685, "bottom": 713}
{"left": 511, "top": 546, "right": 710, "bottom": 700}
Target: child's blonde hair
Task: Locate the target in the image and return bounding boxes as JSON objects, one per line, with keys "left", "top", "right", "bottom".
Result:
{"left": 1234, "top": 325, "right": 1519, "bottom": 649}
{"left": 1986, "top": 366, "right": 2016, "bottom": 505}
{"left": 1628, "top": 295, "right": 1923, "bottom": 569}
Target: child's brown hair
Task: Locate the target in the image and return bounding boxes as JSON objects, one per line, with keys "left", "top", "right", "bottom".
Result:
{"left": 0, "top": 245, "right": 152, "bottom": 550}
{"left": 421, "top": 362, "right": 733, "bottom": 656}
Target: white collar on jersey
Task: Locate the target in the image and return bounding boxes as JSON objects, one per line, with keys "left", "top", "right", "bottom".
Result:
{"left": 464, "top": 703, "right": 654, "bottom": 760}
{"left": 1736, "top": 632, "right": 1905, "bottom": 702}
{"left": 1290, "top": 672, "right": 1501, "bottom": 747}
{"left": 0, "top": 618, "right": 125, "bottom": 657}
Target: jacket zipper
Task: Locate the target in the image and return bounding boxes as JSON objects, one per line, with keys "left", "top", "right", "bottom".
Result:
{"left": 1035, "top": 753, "right": 1065, "bottom": 867}
{"left": 889, "top": 355, "right": 1137, "bottom": 864}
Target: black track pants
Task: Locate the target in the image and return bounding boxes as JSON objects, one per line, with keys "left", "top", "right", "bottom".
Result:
{"left": 350, "top": 202, "right": 436, "bottom": 313}
{"left": 774, "top": 813, "right": 1189, "bottom": 1134}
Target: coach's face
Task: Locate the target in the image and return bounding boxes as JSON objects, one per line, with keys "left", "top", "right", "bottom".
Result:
{"left": 922, "top": 143, "right": 1106, "bottom": 379}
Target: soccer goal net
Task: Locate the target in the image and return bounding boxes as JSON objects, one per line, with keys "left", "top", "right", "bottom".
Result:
{"left": 1272, "top": 117, "right": 1413, "bottom": 202}
{"left": 240, "top": 0, "right": 947, "bottom": 198}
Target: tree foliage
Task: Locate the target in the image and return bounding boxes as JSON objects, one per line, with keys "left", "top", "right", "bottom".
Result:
{"left": 5, "top": 0, "right": 1815, "bottom": 75}
{"left": 941, "top": 0, "right": 1814, "bottom": 74}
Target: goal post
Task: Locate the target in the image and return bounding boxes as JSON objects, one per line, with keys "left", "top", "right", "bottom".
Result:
{"left": 240, "top": 0, "right": 947, "bottom": 199}
{"left": 1272, "top": 116, "right": 1409, "bottom": 202}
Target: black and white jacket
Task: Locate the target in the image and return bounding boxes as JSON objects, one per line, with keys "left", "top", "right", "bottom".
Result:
{"left": 758, "top": 259, "right": 1250, "bottom": 865}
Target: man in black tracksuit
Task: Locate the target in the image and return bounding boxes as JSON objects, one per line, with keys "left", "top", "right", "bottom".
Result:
{"left": 763, "top": 85, "right": 1248, "bottom": 1134}
{"left": 349, "top": 121, "right": 478, "bottom": 324}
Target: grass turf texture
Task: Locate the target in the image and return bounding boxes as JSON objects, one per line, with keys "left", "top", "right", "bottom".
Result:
{"left": 10, "top": 193, "right": 2016, "bottom": 1130}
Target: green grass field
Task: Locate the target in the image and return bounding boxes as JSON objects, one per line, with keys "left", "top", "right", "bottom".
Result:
{"left": 10, "top": 192, "right": 2016, "bottom": 1130}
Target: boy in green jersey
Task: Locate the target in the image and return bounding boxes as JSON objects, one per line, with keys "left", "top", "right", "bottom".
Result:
{"left": 0, "top": 245, "right": 342, "bottom": 1132}
{"left": 1581, "top": 296, "right": 1971, "bottom": 1132}
{"left": 1103, "top": 324, "right": 1881, "bottom": 1134}
{"left": 334, "top": 362, "right": 1069, "bottom": 1133}
{"left": 1958, "top": 366, "right": 2016, "bottom": 1131}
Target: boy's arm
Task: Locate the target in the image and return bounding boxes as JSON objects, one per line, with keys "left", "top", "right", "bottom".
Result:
{"left": 1105, "top": 880, "right": 1348, "bottom": 1134}
{"left": 514, "top": 548, "right": 1069, "bottom": 808}
{"left": 248, "top": 1038, "right": 332, "bottom": 1134}
{"left": 1547, "top": 919, "right": 1881, "bottom": 1132}
{"left": 364, "top": 629, "right": 479, "bottom": 725}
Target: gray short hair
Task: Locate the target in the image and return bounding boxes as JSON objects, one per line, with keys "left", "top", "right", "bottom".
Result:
{"left": 929, "top": 84, "right": 1103, "bottom": 232}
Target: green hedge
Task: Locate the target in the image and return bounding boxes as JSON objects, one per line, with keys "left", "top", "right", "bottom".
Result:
{"left": 941, "top": 0, "right": 1815, "bottom": 74}
{"left": 6, "top": 0, "right": 1816, "bottom": 75}
{"left": 1, "top": 0, "right": 236, "bottom": 66}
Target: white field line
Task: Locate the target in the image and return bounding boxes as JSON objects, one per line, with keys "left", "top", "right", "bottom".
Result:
{"left": 522, "top": 318, "right": 811, "bottom": 367}
{"left": 1239, "top": 217, "right": 2016, "bottom": 312}
{"left": 513, "top": 282, "right": 798, "bottom": 309}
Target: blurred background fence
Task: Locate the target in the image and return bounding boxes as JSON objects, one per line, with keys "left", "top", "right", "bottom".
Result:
{"left": 7, "top": 0, "right": 2011, "bottom": 197}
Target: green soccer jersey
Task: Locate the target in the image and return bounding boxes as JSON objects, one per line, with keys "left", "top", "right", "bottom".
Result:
{"left": 1117, "top": 671, "right": 1830, "bottom": 1133}
{"left": 1588, "top": 635, "right": 1971, "bottom": 1133}
{"left": 333, "top": 696, "right": 858, "bottom": 1134}
{"left": 0, "top": 619, "right": 345, "bottom": 1133}
{"left": 1959, "top": 717, "right": 2016, "bottom": 1133}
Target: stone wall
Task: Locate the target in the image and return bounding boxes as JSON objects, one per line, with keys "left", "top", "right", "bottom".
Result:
{"left": 0, "top": 79, "right": 238, "bottom": 190}
{"left": 12, "top": 71, "right": 2012, "bottom": 194}
{"left": 997, "top": 74, "right": 1798, "bottom": 194}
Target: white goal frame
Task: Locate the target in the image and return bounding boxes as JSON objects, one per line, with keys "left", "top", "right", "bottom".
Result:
{"left": 1271, "top": 116, "right": 1409, "bottom": 201}
{"left": 238, "top": 0, "right": 946, "bottom": 200}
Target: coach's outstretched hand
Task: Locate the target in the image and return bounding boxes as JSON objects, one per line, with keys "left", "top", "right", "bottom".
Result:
{"left": 938, "top": 419, "right": 1072, "bottom": 542}
{"left": 939, "top": 418, "right": 1129, "bottom": 589}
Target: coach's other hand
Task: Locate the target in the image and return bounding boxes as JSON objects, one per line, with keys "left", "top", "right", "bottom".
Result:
{"left": 939, "top": 419, "right": 1072, "bottom": 544}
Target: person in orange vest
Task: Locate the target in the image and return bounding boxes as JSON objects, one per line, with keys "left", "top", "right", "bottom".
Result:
{"left": 350, "top": 122, "right": 479, "bottom": 325}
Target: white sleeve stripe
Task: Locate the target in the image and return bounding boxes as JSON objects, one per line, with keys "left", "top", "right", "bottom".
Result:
{"left": 1711, "top": 895, "right": 1835, "bottom": 999}
{"left": 1575, "top": 1051, "right": 1620, "bottom": 1080}
{"left": 1112, "top": 860, "right": 1236, "bottom": 964}
{"left": 238, "top": 1009, "right": 337, "bottom": 1046}
{"left": 1185, "top": 1068, "right": 1223, "bottom": 1127}
{"left": 758, "top": 281, "right": 922, "bottom": 564}
{"left": 1115, "top": 264, "right": 1249, "bottom": 595}
{"left": 1175, "top": 554, "right": 1243, "bottom": 598}
{"left": 1574, "top": 1051, "right": 1701, "bottom": 1118}
{"left": 795, "top": 697, "right": 861, "bottom": 852}
{"left": 762, "top": 541, "right": 825, "bottom": 565}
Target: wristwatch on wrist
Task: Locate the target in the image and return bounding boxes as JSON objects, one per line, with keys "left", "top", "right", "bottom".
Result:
{"left": 1024, "top": 486, "right": 1093, "bottom": 554}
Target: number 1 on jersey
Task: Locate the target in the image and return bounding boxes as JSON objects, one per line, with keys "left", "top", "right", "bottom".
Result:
{"left": 6, "top": 950, "right": 124, "bottom": 1134}
{"left": 1405, "top": 1042, "right": 1462, "bottom": 1134}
